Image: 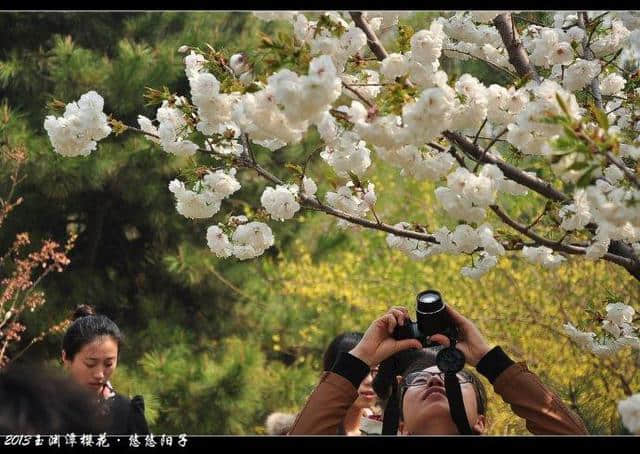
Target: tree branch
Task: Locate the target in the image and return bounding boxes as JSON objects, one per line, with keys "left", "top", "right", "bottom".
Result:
{"left": 246, "top": 157, "right": 437, "bottom": 243}
{"left": 472, "top": 127, "right": 508, "bottom": 173}
{"left": 493, "top": 13, "right": 541, "bottom": 83}
{"left": 578, "top": 12, "right": 603, "bottom": 109}
{"left": 349, "top": 12, "right": 388, "bottom": 61}
{"left": 490, "top": 204, "right": 639, "bottom": 276}
{"left": 342, "top": 81, "right": 374, "bottom": 108}
{"left": 605, "top": 151, "right": 640, "bottom": 189}
{"left": 444, "top": 131, "right": 569, "bottom": 202}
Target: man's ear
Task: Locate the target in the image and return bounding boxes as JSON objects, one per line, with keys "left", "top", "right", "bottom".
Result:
{"left": 472, "top": 414, "right": 486, "bottom": 435}
{"left": 396, "top": 375, "right": 402, "bottom": 385}
{"left": 61, "top": 350, "right": 69, "bottom": 367}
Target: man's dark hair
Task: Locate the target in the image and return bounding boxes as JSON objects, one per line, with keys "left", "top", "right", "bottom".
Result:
{"left": 62, "top": 304, "right": 123, "bottom": 360}
{"left": 0, "top": 364, "right": 104, "bottom": 434}
{"left": 322, "top": 332, "right": 363, "bottom": 371}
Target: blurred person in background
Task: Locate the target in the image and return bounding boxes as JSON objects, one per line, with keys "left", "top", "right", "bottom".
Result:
{"left": 0, "top": 363, "right": 103, "bottom": 434}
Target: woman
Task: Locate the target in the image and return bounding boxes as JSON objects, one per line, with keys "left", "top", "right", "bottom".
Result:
{"left": 322, "top": 332, "right": 381, "bottom": 435}
{"left": 289, "top": 305, "right": 588, "bottom": 435}
{"left": 61, "top": 304, "right": 150, "bottom": 434}
{"left": 268, "top": 332, "right": 382, "bottom": 435}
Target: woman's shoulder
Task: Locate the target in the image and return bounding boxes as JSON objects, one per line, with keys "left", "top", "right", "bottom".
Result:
{"left": 105, "top": 393, "right": 149, "bottom": 434}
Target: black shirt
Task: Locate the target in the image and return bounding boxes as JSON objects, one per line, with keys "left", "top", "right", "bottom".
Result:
{"left": 99, "top": 393, "right": 150, "bottom": 435}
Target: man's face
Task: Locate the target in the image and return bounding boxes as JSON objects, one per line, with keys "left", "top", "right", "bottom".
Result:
{"left": 401, "top": 365, "right": 484, "bottom": 435}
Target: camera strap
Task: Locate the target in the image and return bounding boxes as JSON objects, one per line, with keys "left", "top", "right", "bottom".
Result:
{"left": 443, "top": 371, "right": 473, "bottom": 435}
{"left": 436, "top": 340, "right": 473, "bottom": 435}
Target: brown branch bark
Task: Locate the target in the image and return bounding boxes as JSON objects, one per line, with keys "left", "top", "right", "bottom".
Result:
{"left": 490, "top": 204, "right": 640, "bottom": 277}
{"left": 349, "top": 12, "right": 388, "bottom": 61}
{"left": 605, "top": 151, "right": 640, "bottom": 189}
{"left": 444, "top": 131, "right": 570, "bottom": 202}
{"left": 493, "top": 13, "right": 541, "bottom": 83}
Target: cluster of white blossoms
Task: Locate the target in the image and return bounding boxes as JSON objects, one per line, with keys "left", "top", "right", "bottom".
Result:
{"left": 184, "top": 52, "right": 243, "bottom": 149}
{"left": 232, "top": 54, "right": 341, "bottom": 149}
{"left": 290, "top": 12, "right": 368, "bottom": 73}
{"left": 168, "top": 168, "right": 241, "bottom": 219}
{"left": 319, "top": 130, "right": 372, "bottom": 178}
{"left": 44, "top": 91, "right": 112, "bottom": 157}
{"left": 564, "top": 302, "right": 639, "bottom": 359}
{"left": 206, "top": 221, "right": 274, "bottom": 260}
{"left": 375, "top": 144, "right": 456, "bottom": 181}
{"left": 325, "top": 181, "right": 376, "bottom": 229}
{"left": 618, "top": 394, "right": 640, "bottom": 435}
{"left": 260, "top": 184, "right": 301, "bottom": 221}
{"left": 386, "top": 222, "right": 505, "bottom": 277}
{"left": 506, "top": 80, "right": 582, "bottom": 156}
{"left": 139, "top": 100, "right": 200, "bottom": 157}
{"left": 522, "top": 245, "right": 566, "bottom": 268}
{"left": 435, "top": 164, "right": 517, "bottom": 224}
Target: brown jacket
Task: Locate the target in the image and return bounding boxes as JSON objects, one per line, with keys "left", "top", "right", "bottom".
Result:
{"left": 289, "top": 358, "right": 588, "bottom": 435}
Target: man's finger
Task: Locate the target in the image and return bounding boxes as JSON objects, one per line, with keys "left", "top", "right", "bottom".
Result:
{"left": 394, "top": 338, "right": 423, "bottom": 353}
{"left": 390, "top": 308, "right": 406, "bottom": 326}
{"left": 445, "top": 304, "right": 468, "bottom": 324}
{"left": 429, "top": 334, "right": 450, "bottom": 347}
{"left": 383, "top": 313, "right": 398, "bottom": 334}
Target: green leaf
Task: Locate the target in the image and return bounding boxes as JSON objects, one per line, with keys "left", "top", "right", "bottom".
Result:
{"left": 567, "top": 160, "right": 591, "bottom": 171}
{"left": 285, "top": 163, "right": 303, "bottom": 175}
{"left": 347, "top": 171, "right": 362, "bottom": 188}
{"left": 556, "top": 93, "right": 571, "bottom": 118}
{"left": 576, "top": 164, "right": 599, "bottom": 187}
{"left": 590, "top": 103, "right": 609, "bottom": 131}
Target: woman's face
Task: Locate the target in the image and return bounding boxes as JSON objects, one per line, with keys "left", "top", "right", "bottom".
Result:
{"left": 400, "top": 365, "right": 485, "bottom": 435}
{"left": 353, "top": 367, "right": 379, "bottom": 409}
{"left": 62, "top": 336, "right": 118, "bottom": 396}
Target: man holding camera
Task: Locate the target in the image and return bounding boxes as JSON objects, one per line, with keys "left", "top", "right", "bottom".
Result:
{"left": 288, "top": 298, "right": 588, "bottom": 435}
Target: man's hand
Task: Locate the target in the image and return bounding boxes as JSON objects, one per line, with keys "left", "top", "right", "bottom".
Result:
{"left": 429, "top": 305, "right": 491, "bottom": 367}
{"left": 349, "top": 306, "right": 423, "bottom": 367}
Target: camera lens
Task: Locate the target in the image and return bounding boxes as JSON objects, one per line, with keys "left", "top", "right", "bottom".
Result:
{"left": 416, "top": 290, "right": 443, "bottom": 314}
{"left": 416, "top": 290, "right": 449, "bottom": 338}
{"left": 418, "top": 291, "right": 440, "bottom": 305}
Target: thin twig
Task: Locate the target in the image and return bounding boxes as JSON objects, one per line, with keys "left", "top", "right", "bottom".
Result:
{"left": 605, "top": 151, "right": 640, "bottom": 189}
{"left": 342, "top": 81, "right": 374, "bottom": 108}
{"left": 472, "top": 128, "right": 509, "bottom": 173}
{"left": 443, "top": 48, "right": 518, "bottom": 80}
{"left": 473, "top": 118, "right": 488, "bottom": 146}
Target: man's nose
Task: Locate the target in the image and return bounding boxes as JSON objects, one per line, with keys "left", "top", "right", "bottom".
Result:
{"left": 426, "top": 374, "right": 445, "bottom": 388}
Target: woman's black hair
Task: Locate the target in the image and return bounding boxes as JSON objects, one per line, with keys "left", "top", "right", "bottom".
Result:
{"left": 322, "top": 332, "right": 363, "bottom": 371}
{"left": 62, "top": 305, "right": 123, "bottom": 361}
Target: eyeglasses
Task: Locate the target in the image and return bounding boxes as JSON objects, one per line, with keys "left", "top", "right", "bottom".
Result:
{"left": 402, "top": 370, "right": 471, "bottom": 388}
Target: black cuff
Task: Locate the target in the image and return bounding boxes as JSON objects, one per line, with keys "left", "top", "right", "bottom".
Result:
{"left": 475, "top": 346, "right": 515, "bottom": 384}
{"left": 331, "top": 351, "right": 370, "bottom": 389}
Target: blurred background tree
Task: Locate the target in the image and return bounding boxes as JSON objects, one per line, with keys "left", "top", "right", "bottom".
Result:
{"left": 0, "top": 11, "right": 637, "bottom": 434}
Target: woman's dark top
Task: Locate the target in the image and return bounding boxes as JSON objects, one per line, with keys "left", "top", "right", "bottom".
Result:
{"left": 99, "top": 393, "right": 150, "bottom": 435}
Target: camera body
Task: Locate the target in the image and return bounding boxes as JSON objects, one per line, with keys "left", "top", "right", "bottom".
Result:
{"left": 392, "top": 290, "right": 458, "bottom": 348}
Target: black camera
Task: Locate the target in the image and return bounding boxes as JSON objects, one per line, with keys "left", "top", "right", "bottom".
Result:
{"left": 392, "top": 290, "right": 458, "bottom": 347}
